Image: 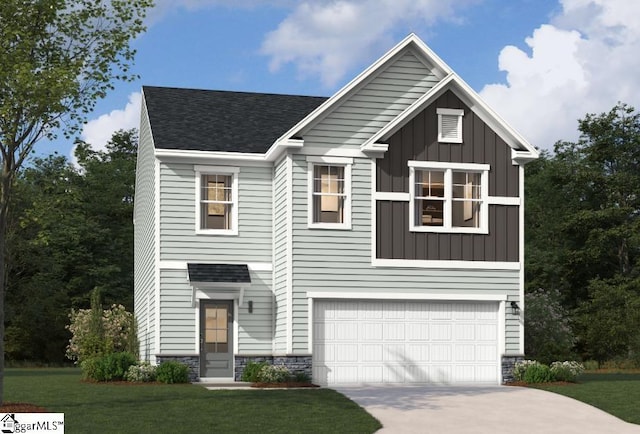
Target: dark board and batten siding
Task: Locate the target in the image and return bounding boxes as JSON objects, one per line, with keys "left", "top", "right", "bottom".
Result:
{"left": 376, "top": 90, "right": 519, "bottom": 262}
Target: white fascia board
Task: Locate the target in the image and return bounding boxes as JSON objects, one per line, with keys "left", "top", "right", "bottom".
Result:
{"left": 155, "top": 148, "right": 270, "bottom": 166}
{"left": 265, "top": 34, "right": 451, "bottom": 162}
{"left": 372, "top": 258, "right": 520, "bottom": 270}
{"left": 306, "top": 291, "right": 508, "bottom": 301}
{"left": 158, "top": 261, "right": 273, "bottom": 272}
{"left": 361, "top": 74, "right": 455, "bottom": 152}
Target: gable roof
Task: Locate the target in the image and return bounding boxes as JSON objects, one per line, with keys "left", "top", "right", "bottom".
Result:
{"left": 143, "top": 86, "right": 327, "bottom": 153}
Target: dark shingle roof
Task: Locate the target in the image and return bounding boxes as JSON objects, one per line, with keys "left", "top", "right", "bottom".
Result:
{"left": 187, "top": 263, "right": 251, "bottom": 283}
{"left": 143, "top": 86, "right": 327, "bottom": 153}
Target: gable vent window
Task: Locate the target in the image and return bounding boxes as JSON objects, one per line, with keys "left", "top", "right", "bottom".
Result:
{"left": 437, "top": 108, "right": 464, "bottom": 143}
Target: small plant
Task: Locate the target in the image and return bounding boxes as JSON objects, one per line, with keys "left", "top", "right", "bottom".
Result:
{"left": 523, "top": 363, "right": 554, "bottom": 383}
{"left": 293, "top": 371, "right": 311, "bottom": 383}
{"left": 513, "top": 360, "right": 539, "bottom": 381}
{"left": 81, "top": 351, "right": 137, "bottom": 381}
{"left": 241, "top": 361, "right": 269, "bottom": 382}
{"left": 550, "top": 361, "right": 584, "bottom": 382}
{"left": 256, "top": 364, "right": 290, "bottom": 383}
{"left": 156, "top": 361, "right": 190, "bottom": 384}
{"left": 125, "top": 362, "right": 157, "bottom": 382}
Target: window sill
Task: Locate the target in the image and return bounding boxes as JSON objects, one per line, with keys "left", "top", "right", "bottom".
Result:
{"left": 307, "top": 223, "right": 352, "bottom": 231}
{"left": 409, "top": 225, "right": 488, "bottom": 235}
{"left": 195, "top": 229, "right": 239, "bottom": 236}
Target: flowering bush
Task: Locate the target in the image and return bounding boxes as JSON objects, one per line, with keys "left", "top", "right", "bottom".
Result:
{"left": 550, "top": 361, "right": 584, "bottom": 382}
{"left": 66, "top": 290, "right": 138, "bottom": 363}
{"left": 256, "top": 364, "right": 291, "bottom": 383}
{"left": 513, "top": 360, "right": 540, "bottom": 381}
{"left": 125, "top": 362, "right": 157, "bottom": 382}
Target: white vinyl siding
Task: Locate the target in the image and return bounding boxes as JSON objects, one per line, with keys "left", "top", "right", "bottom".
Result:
{"left": 158, "top": 162, "right": 272, "bottom": 263}
{"left": 289, "top": 154, "right": 521, "bottom": 354}
{"left": 133, "top": 101, "right": 157, "bottom": 362}
{"left": 313, "top": 300, "right": 500, "bottom": 385}
{"left": 302, "top": 51, "right": 439, "bottom": 150}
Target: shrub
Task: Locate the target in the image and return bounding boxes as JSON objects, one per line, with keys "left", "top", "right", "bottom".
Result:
{"left": 523, "top": 363, "right": 554, "bottom": 383}
{"left": 241, "top": 361, "right": 268, "bottom": 382}
{"left": 125, "top": 362, "right": 157, "bottom": 382}
{"left": 583, "top": 360, "right": 599, "bottom": 371}
{"left": 81, "top": 352, "right": 137, "bottom": 381}
{"left": 256, "top": 364, "right": 290, "bottom": 383}
{"left": 513, "top": 360, "right": 539, "bottom": 381}
{"left": 293, "top": 371, "right": 311, "bottom": 383}
{"left": 156, "top": 361, "right": 190, "bottom": 384}
{"left": 66, "top": 288, "right": 139, "bottom": 363}
{"left": 550, "top": 361, "right": 584, "bottom": 382}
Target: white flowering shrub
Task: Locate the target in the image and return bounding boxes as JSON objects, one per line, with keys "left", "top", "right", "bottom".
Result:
{"left": 513, "top": 360, "right": 541, "bottom": 381}
{"left": 256, "top": 364, "right": 291, "bottom": 383}
{"left": 66, "top": 292, "right": 138, "bottom": 363}
{"left": 125, "top": 362, "right": 157, "bottom": 382}
{"left": 550, "top": 361, "right": 584, "bottom": 382}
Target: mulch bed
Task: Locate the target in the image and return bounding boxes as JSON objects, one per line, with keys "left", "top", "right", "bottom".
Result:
{"left": 0, "top": 403, "right": 48, "bottom": 413}
{"left": 505, "top": 381, "right": 574, "bottom": 387}
{"left": 251, "top": 382, "right": 320, "bottom": 388}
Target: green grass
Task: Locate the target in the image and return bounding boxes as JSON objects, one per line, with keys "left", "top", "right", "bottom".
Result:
{"left": 537, "top": 372, "right": 640, "bottom": 424}
{"left": 5, "top": 368, "right": 381, "bottom": 434}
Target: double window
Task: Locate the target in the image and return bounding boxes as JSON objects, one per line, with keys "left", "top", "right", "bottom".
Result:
{"left": 307, "top": 156, "right": 352, "bottom": 229}
{"left": 409, "top": 161, "right": 488, "bottom": 233}
{"left": 195, "top": 166, "right": 239, "bottom": 235}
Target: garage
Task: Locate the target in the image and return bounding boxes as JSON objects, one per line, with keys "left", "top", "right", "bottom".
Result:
{"left": 312, "top": 300, "right": 500, "bottom": 385}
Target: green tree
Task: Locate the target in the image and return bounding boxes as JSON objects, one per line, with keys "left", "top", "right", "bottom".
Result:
{"left": 0, "top": 0, "right": 151, "bottom": 402}
{"left": 6, "top": 130, "right": 137, "bottom": 363}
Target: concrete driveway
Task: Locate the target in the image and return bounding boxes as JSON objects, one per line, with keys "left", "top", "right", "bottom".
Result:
{"left": 335, "top": 385, "right": 640, "bottom": 434}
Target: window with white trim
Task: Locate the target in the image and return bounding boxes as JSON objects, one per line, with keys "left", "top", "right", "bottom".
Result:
{"left": 307, "top": 156, "right": 352, "bottom": 229}
{"left": 195, "top": 166, "right": 239, "bottom": 235}
{"left": 437, "top": 108, "right": 464, "bottom": 143}
{"left": 409, "top": 161, "right": 488, "bottom": 233}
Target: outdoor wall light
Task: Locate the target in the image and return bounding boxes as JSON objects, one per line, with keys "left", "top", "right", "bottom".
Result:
{"left": 510, "top": 301, "right": 520, "bottom": 316}
{"left": 248, "top": 300, "right": 253, "bottom": 314}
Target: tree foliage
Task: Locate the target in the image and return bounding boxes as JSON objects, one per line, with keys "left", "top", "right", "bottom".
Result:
{"left": 6, "top": 129, "right": 137, "bottom": 363}
{"left": 526, "top": 103, "right": 640, "bottom": 362}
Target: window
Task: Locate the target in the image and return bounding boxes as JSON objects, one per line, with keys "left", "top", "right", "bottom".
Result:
{"left": 307, "top": 156, "right": 352, "bottom": 229}
{"left": 195, "top": 166, "right": 239, "bottom": 235}
{"left": 409, "top": 161, "right": 488, "bottom": 233}
{"left": 437, "top": 108, "right": 464, "bottom": 143}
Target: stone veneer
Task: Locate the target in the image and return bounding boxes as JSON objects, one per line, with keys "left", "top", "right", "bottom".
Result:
{"left": 501, "top": 355, "right": 524, "bottom": 383}
{"left": 156, "top": 355, "right": 199, "bottom": 382}
{"left": 234, "top": 355, "right": 312, "bottom": 381}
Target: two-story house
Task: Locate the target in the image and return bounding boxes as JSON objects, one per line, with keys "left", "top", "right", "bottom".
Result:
{"left": 133, "top": 34, "right": 539, "bottom": 386}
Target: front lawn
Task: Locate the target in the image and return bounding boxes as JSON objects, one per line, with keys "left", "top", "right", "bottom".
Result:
{"left": 5, "top": 369, "right": 381, "bottom": 433}
{"left": 536, "top": 372, "right": 640, "bottom": 425}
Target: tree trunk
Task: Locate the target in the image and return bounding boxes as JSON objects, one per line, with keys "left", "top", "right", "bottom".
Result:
{"left": 0, "top": 164, "right": 12, "bottom": 406}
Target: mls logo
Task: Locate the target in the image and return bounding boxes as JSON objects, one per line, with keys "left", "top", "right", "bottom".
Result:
{"left": 0, "top": 414, "right": 18, "bottom": 434}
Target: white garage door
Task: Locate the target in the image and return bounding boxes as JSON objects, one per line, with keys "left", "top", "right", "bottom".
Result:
{"left": 312, "top": 300, "right": 499, "bottom": 385}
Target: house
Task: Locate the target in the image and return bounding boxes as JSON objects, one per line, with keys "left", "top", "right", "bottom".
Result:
{"left": 133, "top": 33, "right": 539, "bottom": 386}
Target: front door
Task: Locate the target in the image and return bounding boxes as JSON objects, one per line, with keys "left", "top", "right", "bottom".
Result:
{"left": 200, "top": 300, "right": 233, "bottom": 378}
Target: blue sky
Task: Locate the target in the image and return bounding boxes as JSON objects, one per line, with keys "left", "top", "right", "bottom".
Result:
{"left": 39, "top": 0, "right": 640, "bottom": 159}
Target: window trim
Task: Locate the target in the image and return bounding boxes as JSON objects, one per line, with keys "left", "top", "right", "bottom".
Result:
{"left": 307, "top": 156, "right": 352, "bottom": 230}
{"left": 408, "top": 161, "right": 489, "bottom": 234}
{"left": 437, "top": 108, "right": 464, "bottom": 143}
{"left": 194, "top": 165, "right": 239, "bottom": 235}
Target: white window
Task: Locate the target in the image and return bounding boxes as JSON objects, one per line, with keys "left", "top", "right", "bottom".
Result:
{"left": 437, "top": 108, "right": 464, "bottom": 143}
{"left": 409, "top": 161, "right": 488, "bottom": 234}
{"left": 195, "top": 165, "right": 239, "bottom": 235}
{"left": 307, "top": 156, "right": 352, "bottom": 229}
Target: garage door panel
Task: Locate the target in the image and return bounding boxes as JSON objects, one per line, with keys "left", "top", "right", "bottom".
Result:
{"left": 313, "top": 300, "right": 499, "bottom": 385}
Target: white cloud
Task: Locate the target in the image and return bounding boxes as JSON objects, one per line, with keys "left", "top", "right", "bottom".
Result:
{"left": 80, "top": 92, "right": 142, "bottom": 152}
{"left": 480, "top": 0, "right": 640, "bottom": 151}
{"left": 260, "top": 0, "right": 477, "bottom": 87}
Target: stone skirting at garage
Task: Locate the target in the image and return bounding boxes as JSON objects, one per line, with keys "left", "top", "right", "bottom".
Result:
{"left": 234, "top": 355, "right": 312, "bottom": 381}
{"left": 501, "top": 355, "right": 525, "bottom": 383}
{"left": 156, "top": 354, "right": 199, "bottom": 382}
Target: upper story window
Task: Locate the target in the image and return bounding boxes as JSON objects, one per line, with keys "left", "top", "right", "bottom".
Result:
{"left": 195, "top": 165, "right": 239, "bottom": 235}
{"left": 437, "top": 108, "right": 464, "bottom": 143}
{"left": 409, "top": 161, "right": 488, "bottom": 234}
{"left": 307, "top": 156, "right": 352, "bottom": 230}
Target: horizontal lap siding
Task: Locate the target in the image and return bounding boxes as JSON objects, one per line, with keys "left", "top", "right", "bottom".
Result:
{"left": 134, "top": 103, "right": 157, "bottom": 360}
{"left": 303, "top": 51, "right": 439, "bottom": 150}
{"left": 159, "top": 269, "right": 273, "bottom": 354}
{"left": 290, "top": 154, "right": 521, "bottom": 354}
{"left": 158, "top": 163, "right": 272, "bottom": 262}
{"left": 272, "top": 158, "right": 288, "bottom": 353}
